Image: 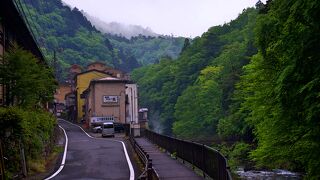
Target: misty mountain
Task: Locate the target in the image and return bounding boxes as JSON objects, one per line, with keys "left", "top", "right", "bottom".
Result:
{"left": 83, "top": 12, "right": 158, "bottom": 39}
{"left": 21, "top": 0, "right": 184, "bottom": 81}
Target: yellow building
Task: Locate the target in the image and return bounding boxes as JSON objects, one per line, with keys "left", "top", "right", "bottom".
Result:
{"left": 75, "top": 70, "right": 110, "bottom": 122}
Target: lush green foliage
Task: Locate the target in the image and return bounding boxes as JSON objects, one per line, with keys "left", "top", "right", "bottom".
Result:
{"left": 0, "top": 107, "right": 56, "bottom": 178}
{"left": 132, "top": 8, "right": 258, "bottom": 136}
{"left": 133, "top": 0, "right": 320, "bottom": 177}
{"left": 0, "top": 44, "right": 56, "bottom": 108}
{"left": 0, "top": 44, "right": 57, "bottom": 177}
{"left": 106, "top": 34, "right": 184, "bottom": 65}
{"left": 234, "top": 0, "right": 320, "bottom": 177}
{"left": 21, "top": 0, "right": 140, "bottom": 81}
{"left": 21, "top": 0, "right": 183, "bottom": 81}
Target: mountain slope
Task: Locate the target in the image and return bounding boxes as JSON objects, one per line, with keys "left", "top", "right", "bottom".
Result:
{"left": 21, "top": 0, "right": 184, "bottom": 81}
{"left": 106, "top": 34, "right": 185, "bottom": 65}
{"left": 131, "top": 8, "right": 258, "bottom": 136}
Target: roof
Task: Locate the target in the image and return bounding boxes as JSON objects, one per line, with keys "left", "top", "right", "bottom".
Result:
{"left": 139, "top": 108, "right": 149, "bottom": 112}
{"left": 87, "top": 61, "right": 106, "bottom": 67}
{"left": 98, "top": 77, "right": 120, "bottom": 81}
{"left": 74, "top": 69, "right": 110, "bottom": 78}
{"left": 70, "top": 64, "right": 82, "bottom": 69}
{"left": 65, "top": 92, "right": 75, "bottom": 97}
{"left": 1, "top": 0, "right": 46, "bottom": 63}
{"left": 90, "top": 76, "right": 129, "bottom": 84}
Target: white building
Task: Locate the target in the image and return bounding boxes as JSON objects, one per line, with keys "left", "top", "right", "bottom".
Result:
{"left": 125, "top": 84, "right": 138, "bottom": 124}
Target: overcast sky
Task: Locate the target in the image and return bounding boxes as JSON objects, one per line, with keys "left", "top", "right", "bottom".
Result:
{"left": 62, "top": 0, "right": 263, "bottom": 37}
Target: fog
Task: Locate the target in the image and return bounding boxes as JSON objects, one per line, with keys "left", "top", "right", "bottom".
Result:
{"left": 62, "top": 0, "right": 266, "bottom": 37}
{"left": 83, "top": 12, "right": 158, "bottom": 38}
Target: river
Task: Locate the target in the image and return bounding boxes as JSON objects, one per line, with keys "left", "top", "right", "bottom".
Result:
{"left": 236, "top": 168, "right": 301, "bottom": 179}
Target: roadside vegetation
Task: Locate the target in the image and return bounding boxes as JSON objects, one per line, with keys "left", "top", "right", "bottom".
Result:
{"left": 0, "top": 45, "right": 57, "bottom": 178}
{"left": 132, "top": 0, "right": 320, "bottom": 178}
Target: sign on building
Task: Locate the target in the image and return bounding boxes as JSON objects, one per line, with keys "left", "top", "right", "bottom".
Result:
{"left": 103, "top": 95, "right": 118, "bottom": 103}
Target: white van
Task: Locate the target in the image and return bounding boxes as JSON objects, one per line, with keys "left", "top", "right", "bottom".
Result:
{"left": 102, "top": 122, "right": 115, "bottom": 137}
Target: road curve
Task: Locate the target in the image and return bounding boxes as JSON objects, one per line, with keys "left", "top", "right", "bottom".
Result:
{"left": 52, "top": 119, "right": 132, "bottom": 180}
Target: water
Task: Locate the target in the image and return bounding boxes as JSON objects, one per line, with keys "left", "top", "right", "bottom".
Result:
{"left": 236, "top": 168, "right": 301, "bottom": 179}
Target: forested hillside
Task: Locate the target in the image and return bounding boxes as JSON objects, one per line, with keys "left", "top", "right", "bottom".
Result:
{"left": 132, "top": 7, "right": 258, "bottom": 136}
{"left": 132, "top": 0, "right": 320, "bottom": 178}
{"left": 20, "top": 0, "right": 183, "bottom": 81}
{"left": 106, "top": 34, "right": 185, "bottom": 65}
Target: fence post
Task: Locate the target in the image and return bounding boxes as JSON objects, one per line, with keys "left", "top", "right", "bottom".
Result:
{"left": 175, "top": 139, "right": 178, "bottom": 160}
{"left": 202, "top": 144, "right": 205, "bottom": 178}
{"left": 147, "top": 159, "right": 152, "bottom": 180}
{"left": 192, "top": 142, "right": 195, "bottom": 170}
{"left": 182, "top": 140, "right": 185, "bottom": 164}
{"left": 19, "top": 138, "right": 27, "bottom": 177}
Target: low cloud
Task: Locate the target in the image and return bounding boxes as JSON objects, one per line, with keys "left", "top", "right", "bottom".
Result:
{"left": 83, "top": 11, "right": 158, "bottom": 39}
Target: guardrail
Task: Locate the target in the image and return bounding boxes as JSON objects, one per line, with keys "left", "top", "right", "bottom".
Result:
{"left": 144, "top": 129, "right": 232, "bottom": 180}
{"left": 128, "top": 135, "right": 159, "bottom": 180}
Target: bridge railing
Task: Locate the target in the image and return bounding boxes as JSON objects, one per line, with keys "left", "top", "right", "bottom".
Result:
{"left": 144, "top": 129, "right": 232, "bottom": 180}
{"left": 129, "top": 135, "right": 159, "bottom": 180}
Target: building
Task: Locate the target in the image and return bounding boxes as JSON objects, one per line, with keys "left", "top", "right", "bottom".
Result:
{"left": 81, "top": 76, "right": 144, "bottom": 136}
{"left": 138, "top": 108, "right": 148, "bottom": 129}
{"left": 125, "top": 84, "right": 138, "bottom": 124}
{"left": 53, "top": 83, "right": 72, "bottom": 116}
{"left": 65, "top": 92, "right": 76, "bottom": 122}
{"left": 54, "top": 83, "right": 72, "bottom": 104}
{"left": 0, "top": 0, "right": 46, "bottom": 106}
{"left": 68, "top": 64, "right": 82, "bottom": 81}
{"left": 87, "top": 61, "right": 127, "bottom": 79}
{"left": 87, "top": 61, "right": 107, "bottom": 72}
{"left": 75, "top": 70, "right": 111, "bottom": 122}
{"left": 82, "top": 77, "right": 128, "bottom": 126}
{"left": 70, "top": 64, "right": 82, "bottom": 74}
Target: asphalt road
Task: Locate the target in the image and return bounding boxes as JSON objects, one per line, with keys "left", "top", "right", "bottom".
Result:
{"left": 52, "top": 120, "right": 133, "bottom": 180}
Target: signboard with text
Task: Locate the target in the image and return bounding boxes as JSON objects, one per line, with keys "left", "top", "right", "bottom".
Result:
{"left": 103, "top": 95, "right": 118, "bottom": 103}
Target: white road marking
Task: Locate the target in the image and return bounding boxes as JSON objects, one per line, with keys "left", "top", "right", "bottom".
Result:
{"left": 44, "top": 125, "right": 68, "bottom": 180}
{"left": 58, "top": 119, "right": 135, "bottom": 180}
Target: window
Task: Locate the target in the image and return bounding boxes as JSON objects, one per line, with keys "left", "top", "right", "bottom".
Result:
{"left": 103, "top": 124, "right": 114, "bottom": 128}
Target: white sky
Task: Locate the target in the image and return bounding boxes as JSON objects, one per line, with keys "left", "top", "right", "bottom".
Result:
{"left": 62, "top": 0, "right": 263, "bottom": 37}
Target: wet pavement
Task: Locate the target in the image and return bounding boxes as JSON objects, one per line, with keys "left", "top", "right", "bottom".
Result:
{"left": 51, "top": 120, "right": 132, "bottom": 180}
{"left": 135, "top": 138, "right": 204, "bottom": 180}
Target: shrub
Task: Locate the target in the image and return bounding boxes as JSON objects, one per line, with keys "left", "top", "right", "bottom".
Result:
{"left": 0, "top": 107, "right": 56, "bottom": 177}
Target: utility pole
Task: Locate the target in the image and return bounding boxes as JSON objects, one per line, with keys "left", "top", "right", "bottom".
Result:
{"left": 53, "top": 50, "right": 57, "bottom": 116}
{"left": 53, "top": 50, "right": 57, "bottom": 78}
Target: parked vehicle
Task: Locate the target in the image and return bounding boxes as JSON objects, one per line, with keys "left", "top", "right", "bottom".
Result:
{"left": 102, "top": 122, "right": 115, "bottom": 137}
{"left": 92, "top": 126, "right": 102, "bottom": 133}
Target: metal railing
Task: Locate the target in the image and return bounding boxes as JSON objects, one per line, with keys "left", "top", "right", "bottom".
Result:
{"left": 129, "top": 135, "right": 159, "bottom": 180}
{"left": 144, "top": 129, "right": 232, "bottom": 180}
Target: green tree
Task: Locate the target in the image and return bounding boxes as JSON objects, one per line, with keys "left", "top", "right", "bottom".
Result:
{"left": 236, "top": 0, "right": 320, "bottom": 177}
{"left": 173, "top": 66, "right": 222, "bottom": 138}
{"left": 0, "top": 44, "right": 56, "bottom": 108}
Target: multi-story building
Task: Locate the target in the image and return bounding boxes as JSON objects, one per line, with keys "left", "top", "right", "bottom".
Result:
{"left": 82, "top": 77, "right": 128, "bottom": 125}
{"left": 75, "top": 70, "right": 111, "bottom": 122}
{"left": 54, "top": 83, "right": 72, "bottom": 104}
{"left": 53, "top": 83, "right": 72, "bottom": 116}
{"left": 86, "top": 61, "right": 128, "bottom": 79}
{"left": 125, "top": 84, "right": 139, "bottom": 124}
